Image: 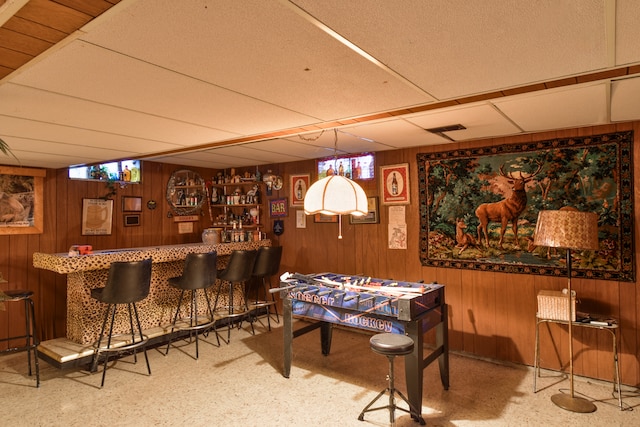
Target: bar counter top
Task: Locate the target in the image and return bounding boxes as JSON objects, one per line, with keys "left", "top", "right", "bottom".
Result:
{"left": 33, "top": 240, "right": 271, "bottom": 345}
{"left": 33, "top": 241, "right": 269, "bottom": 274}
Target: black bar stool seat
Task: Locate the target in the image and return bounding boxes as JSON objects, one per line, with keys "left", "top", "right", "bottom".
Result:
{"left": 214, "top": 250, "right": 258, "bottom": 343}
{"left": 165, "top": 252, "right": 220, "bottom": 359}
{"left": 249, "top": 245, "right": 283, "bottom": 330}
{"left": 358, "top": 333, "right": 425, "bottom": 425}
{"left": 0, "top": 289, "right": 40, "bottom": 387}
{"left": 90, "top": 258, "right": 152, "bottom": 387}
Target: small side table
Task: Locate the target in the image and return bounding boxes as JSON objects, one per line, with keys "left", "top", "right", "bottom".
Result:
{"left": 533, "top": 315, "right": 622, "bottom": 410}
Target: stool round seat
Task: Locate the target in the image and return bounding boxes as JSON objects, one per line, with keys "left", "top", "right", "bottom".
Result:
{"left": 370, "top": 333, "right": 414, "bottom": 356}
{"left": 359, "top": 333, "right": 424, "bottom": 425}
{"left": 0, "top": 288, "right": 40, "bottom": 387}
{"left": 2, "top": 289, "right": 34, "bottom": 300}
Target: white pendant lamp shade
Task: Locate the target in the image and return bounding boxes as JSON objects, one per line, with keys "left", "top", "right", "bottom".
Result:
{"left": 303, "top": 175, "right": 368, "bottom": 216}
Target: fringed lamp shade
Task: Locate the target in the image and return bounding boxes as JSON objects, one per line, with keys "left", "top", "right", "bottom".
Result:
{"left": 303, "top": 175, "right": 368, "bottom": 216}
{"left": 533, "top": 210, "right": 599, "bottom": 250}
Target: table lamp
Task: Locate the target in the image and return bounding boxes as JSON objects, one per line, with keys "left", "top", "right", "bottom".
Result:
{"left": 533, "top": 208, "right": 599, "bottom": 413}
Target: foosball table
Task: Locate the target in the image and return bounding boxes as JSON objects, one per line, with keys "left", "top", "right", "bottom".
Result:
{"left": 277, "top": 272, "right": 449, "bottom": 418}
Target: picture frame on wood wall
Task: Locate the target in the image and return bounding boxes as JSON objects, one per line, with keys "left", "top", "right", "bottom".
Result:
{"left": 0, "top": 166, "right": 46, "bottom": 235}
{"left": 380, "top": 163, "right": 410, "bottom": 205}
{"left": 82, "top": 198, "right": 114, "bottom": 235}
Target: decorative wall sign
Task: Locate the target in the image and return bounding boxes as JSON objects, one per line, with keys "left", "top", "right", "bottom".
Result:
{"left": 269, "top": 198, "right": 288, "bottom": 217}
{"left": 380, "top": 163, "right": 410, "bottom": 205}
{"left": 0, "top": 166, "right": 45, "bottom": 235}
{"left": 417, "top": 131, "right": 634, "bottom": 281}
{"left": 81, "top": 198, "right": 113, "bottom": 235}
{"left": 290, "top": 174, "right": 310, "bottom": 206}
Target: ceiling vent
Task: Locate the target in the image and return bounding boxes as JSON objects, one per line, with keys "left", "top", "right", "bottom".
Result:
{"left": 425, "top": 124, "right": 466, "bottom": 141}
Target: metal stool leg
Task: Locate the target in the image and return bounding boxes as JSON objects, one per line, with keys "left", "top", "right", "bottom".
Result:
{"left": 358, "top": 355, "right": 425, "bottom": 425}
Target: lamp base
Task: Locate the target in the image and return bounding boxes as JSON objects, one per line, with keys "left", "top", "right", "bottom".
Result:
{"left": 551, "top": 393, "right": 597, "bottom": 413}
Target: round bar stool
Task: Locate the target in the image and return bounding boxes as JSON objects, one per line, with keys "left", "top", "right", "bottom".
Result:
{"left": 214, "top": 250, "right": 258, "bottom": 343}
{"left": 90, "top": 258, "right": 152, "bottom": 388}
{"left": 358, "top": 333, "right": 425, "bottom": 425}
{"left": 249, "top": 245, "right": 283, "bottom": 330}
{"left": 165, "top": 252, "right": 220, "bottom": 359}
{"left": 0, "top": 289, "right": 40, "bottom": 387}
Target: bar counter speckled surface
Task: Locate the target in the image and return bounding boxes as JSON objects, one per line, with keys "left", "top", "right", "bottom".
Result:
{"left": 33, "top": 241, "right": 271, "bottom": 345}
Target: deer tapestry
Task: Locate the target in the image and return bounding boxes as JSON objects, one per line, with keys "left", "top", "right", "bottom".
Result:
{"left": 417, "top": 131, "right": 634, "bottom": 282}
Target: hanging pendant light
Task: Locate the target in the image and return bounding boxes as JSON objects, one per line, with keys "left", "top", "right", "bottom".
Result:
{"left": 303, "top": 130, "right": 368, "bottom": 238}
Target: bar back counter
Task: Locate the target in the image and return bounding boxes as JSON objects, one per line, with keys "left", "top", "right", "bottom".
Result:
{"left": 33, "top": 240, "right": 271, "bottom": 367}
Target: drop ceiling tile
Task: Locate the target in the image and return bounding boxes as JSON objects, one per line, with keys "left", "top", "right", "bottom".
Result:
{"left": 10, "top": 40, "right": 318, "bottom": 135}
{"left": 0, "top": 83, "right": 235, "bottom": 146}
{"left": 79, "top": 0, "right": 434, "bottom": 120}
{"left": 404, "top": 104, "right": 521, "bottom": 141}
{"left": 0, "top": 115, "right": 178, "bottom": 154}
{"left": 291, "top": 0, "right": 611, "bottom": 100}
{"left": 611, "top": 77, "right": 640, "bottom": 121}
{"left": 492, "top": 84, "right": 609, "bottom": 131}
{"left": 615, "top": 0, "right": 640, "bottom": 65}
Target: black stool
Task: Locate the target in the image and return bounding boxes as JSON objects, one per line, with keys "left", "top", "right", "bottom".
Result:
{"left": 358, "top": 333, "right": 425, "bottom": 425}
{"left": 90, "top": 258, "right": 152, "bottom": 387}
{"left": 165, "top": 252, "right": 220, "bottom": 359}
{"left": 0, "top": 289, "right": 40, "bottom": 387}
{"left": 214, "top": 250, "right": 258, "bottom": 343}
{"left": 249, "top": 245, "right": 283, "bottom": 330}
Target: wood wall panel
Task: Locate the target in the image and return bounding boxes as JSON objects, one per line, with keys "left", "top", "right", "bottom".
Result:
{"left": 1, "top": 124, "right": 638, "bottom": 387}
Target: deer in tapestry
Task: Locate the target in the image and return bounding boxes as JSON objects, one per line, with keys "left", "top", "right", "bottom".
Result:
{"left": 475, "top": 161, "right": 543, "bottom": 249}
{"left": 455, "top": 218, "right": 477, "bottom": 255}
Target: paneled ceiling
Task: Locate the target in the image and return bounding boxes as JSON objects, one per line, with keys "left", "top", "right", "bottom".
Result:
{"left": 1, "top": 0, "right": 640, "bottom": 170}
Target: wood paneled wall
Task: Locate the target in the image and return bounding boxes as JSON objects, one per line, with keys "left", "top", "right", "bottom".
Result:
{"left": 272, "top": 122, "right": 640, "bottom": 388}
{"left": 1, "top": 123, "right": 638, "bottom": 387}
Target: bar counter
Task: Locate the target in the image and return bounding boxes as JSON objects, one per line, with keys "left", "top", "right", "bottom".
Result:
{"left": 33, "top": 240, "right": 271, "bottom": 347}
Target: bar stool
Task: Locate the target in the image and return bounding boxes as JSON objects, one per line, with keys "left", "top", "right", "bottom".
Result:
{"left": 358, "top": 333, "right": 425, "bottom": 425}
{"left": 249, "top": 245, "right": 283, "bottom": 330}
{"left": 0, "top": 289, "right": 40, "bottom": 387}
{"left": 214, "top": 249, "right": 258, "bottom": 343}
{"left": 165, "top": 252, "right": 220, "bottom": 359}
{"left": 90, "top": 258, "right": 152, "bottom": 388}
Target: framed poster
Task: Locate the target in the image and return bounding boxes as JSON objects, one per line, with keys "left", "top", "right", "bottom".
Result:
{"left": 380, "top": 163, "right": 410, "bottom": 205}
{"left": 350, "top": 197, "right": 379, "bottom": 224}
{"left": 82, "top": 198, "right": 114, "bottom": 235}
{"left": 0, "top": 166, "right": 45, "bottom": 235}
{"left": 269, "top": 198, "right": 288, "bottom": 217}
{"left": 290, "top": 174, "right": 310, "bottom": 206}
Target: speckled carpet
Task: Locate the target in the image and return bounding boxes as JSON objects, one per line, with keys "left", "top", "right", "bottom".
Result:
{"left": 1, "top": 319, "right": 638, "bottom": 426}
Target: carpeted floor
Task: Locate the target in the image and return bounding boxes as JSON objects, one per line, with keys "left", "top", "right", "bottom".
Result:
{"left": 1, "top": 318, "right": 638, "bottom": 426}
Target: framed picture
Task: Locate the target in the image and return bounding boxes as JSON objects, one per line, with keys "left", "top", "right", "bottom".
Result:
{"left": 350, "top": 197, "right": 379, "bottom": 224}
{"left": 314, "top": 213, "right": 338, "bottom": 223}
{"left": 122, "top": 196, "right": 142, "bottom": 212}
{"left": 0, "top": 166, "right": 45, "bottom": 235}
{"left": 82, "top": 198, "right": 114, "bottom": 235}
{"left": 380, "top": 163, "right": 410, "bottom": 205}
{"left": 290, "top": 174, "right": 310, "bottom": 206}
{"left": 269, "top": 198, "right": 288, "bottom": 217}
{"left": 124, "top": 214, "right": 140, "bottom": 227}
{"left": 124, "top": 214, "right": 141, "bottom": 227}
{"left": 296, "top": 210, "right": 306, "bottom": 228}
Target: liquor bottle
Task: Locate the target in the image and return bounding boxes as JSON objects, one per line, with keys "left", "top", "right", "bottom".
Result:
{"left": 391, "top": 172, "right": 399, "bottom": 195}
{"left": 296, "top": 180, "right": 303, "bottom": 200}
